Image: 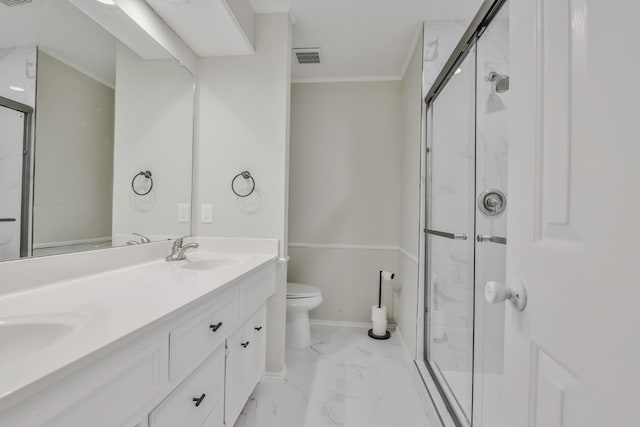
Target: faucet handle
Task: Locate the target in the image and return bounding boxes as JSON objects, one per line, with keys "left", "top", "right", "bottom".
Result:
{"left": 172, "top": 237, "right": 184, "bottom": 250}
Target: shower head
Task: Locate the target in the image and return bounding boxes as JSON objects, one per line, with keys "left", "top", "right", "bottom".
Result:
{"left": 495, "top": 75, "right": 509, "bottom": 93}
{"left": 486, "top": 71, "right": 510, "bottom": 93}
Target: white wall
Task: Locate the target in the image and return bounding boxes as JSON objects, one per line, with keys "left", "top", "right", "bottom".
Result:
{"left": 288, "top": 81, "right": 402, "bottom": 323}
{"left": 194, "top": 13, "right": 291, "bottom": 374}
{"left": 112, "top": 43, "right": 193, "bottom": 244}
{"left": 33, "top": 51, "right": 114, "bottom": 246}
{"left": 393, "top": 38, "right": 423, "bottom": 357}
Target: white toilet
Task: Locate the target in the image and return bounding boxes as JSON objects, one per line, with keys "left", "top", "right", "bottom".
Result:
{"left": 286, "top": 282, "right": 323, "bottom": 349}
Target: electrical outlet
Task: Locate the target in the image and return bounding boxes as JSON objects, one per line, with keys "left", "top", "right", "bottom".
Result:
{"left": 201, "top": 203, "right": 213, "bottom": 223}
{"left": 177, "top": 203, "right": 190, "bottom": 223}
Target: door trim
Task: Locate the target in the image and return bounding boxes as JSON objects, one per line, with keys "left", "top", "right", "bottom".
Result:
{"left": 0, "top": 96, "right": 34, "bottom": 258}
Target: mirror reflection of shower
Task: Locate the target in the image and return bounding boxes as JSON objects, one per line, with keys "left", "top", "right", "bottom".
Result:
{"left": 485, "top": 71, "right": 510, "bottom": 113}
{"left": 486, "top": 71, "right": 509, "bottom": 93}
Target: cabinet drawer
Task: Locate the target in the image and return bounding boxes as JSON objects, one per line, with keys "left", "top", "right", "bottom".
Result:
{"left": 150, "top": 346, "right": 225, "bottom": 427}
{"left": 170, "top": 290, "right": 238, "bottom": 379}
{"left": 239, "top": 264, "right": 276, "bottom": 318}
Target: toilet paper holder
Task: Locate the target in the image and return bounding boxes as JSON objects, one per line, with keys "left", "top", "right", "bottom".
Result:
{"left": 368, "top": 270, "right": 395, "bottom": 340}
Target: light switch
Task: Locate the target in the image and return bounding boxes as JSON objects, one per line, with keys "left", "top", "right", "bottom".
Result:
{"left": 201, "top": 203, "right": 213, "bottom": 223}
{"left": 177, "top": 203, "right": 190, "bottom": 223}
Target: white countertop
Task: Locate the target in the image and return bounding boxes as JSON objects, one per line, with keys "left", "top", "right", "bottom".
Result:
{"left": 0, "top": 250, "right": 277, "bottom": 408}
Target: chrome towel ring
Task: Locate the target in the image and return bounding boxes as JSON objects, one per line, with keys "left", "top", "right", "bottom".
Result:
{"left": 231, "top": 171, "right": 255, "bottom": 197}
{"left": 131, "top": 171, "right": 153, "bottom": 196}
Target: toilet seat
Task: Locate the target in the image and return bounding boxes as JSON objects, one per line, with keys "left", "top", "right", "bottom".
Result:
{"left": 287, "top": 282, "right": 321, "bottom": 299}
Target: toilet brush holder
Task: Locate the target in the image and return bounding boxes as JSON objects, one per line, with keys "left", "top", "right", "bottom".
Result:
{"left": 368, "top": 270, "right": 394, "bottom": 340}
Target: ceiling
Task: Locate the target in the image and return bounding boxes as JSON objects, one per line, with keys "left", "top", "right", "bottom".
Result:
{"left": 0, "top": 0, "right": 118, "bottom": 86}
{"left": 253, "top": 0, "right": 482, "bottom": 82}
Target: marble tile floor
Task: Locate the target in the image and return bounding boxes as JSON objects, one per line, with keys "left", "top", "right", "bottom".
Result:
{"left": 234, "top": 324, "right": 437, "bottom": 427}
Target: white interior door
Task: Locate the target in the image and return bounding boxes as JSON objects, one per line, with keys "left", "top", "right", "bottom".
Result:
{"left": 504, "top": 1, "right": 640, "bottom": 426}
{"left": 0, "top": 105, "right": 25, "bottom": 261}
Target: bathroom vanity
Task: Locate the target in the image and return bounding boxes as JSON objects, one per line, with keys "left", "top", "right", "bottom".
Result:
{"left": 0, "top": 239, "right": 277, "bottom": 427}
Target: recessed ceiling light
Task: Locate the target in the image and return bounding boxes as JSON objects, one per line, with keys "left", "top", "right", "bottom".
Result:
{"left": 9, "top": 85, "right": 24, "bottom": 92}
{"left": 96, "top": 0, "right": 116, "bottom": 5}
{"left": 454, "top": 67, "right": 462, "bottom": 75}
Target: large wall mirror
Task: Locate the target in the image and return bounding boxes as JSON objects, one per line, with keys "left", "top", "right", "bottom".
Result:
{"left": 0, "top": 0, "right": 194, "bottom": 261}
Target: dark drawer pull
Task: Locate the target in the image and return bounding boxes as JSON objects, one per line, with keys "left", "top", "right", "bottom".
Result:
{"left": 241, "top": 341, "right": 250, "bottom": 348}
{"left": 0, "top": 218, "right": 16, "bottom": 222}
{"left": 209, "top": 322, "right": 223, "bottom": 332}
{"left": 192, "top": 393, "right": 206, "bottom": 407}
{"left": 254, "top": 326, "right": 263, "bottom": 331}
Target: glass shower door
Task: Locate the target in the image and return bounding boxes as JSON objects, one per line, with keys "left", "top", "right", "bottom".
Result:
{"left": 473, "top": 4, "right": 509, "bottom": 426}
{"left": 425, "top": 46, "right": 477, "bottom": 425}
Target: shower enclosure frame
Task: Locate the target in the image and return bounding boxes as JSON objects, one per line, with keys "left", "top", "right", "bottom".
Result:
{"left": 415, "top": 0, "right": 508, "bottom": 425}
{"left": 0, "top": 96, "right": 34, "bottom": 258}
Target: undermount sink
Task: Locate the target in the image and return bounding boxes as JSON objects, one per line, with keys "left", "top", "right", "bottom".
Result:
{"left": 181, "top": 258, "right": 241, "bottom": 271}
{"left": 0, "top": 315, "right": 85, "bottom": 365}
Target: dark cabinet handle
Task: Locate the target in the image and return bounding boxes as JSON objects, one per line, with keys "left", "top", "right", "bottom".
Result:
{"left": 209, "top": 322, "right": 223, "bottom": 332}
{"left": 241, "top": 341, "right": 250, "bottom": 348}
{"left": 254, "top": 326, "right": 263, "bottom": 331}
{"left": 192, "top": 393, "right": 206, "bottom": 407}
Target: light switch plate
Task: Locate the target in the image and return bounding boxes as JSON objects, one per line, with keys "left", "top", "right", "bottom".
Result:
{"left": 177, "top": 203, "right": 190, "bottom": 223}
{"left": 201, "top": 204, "right": 213, "bottom": 223}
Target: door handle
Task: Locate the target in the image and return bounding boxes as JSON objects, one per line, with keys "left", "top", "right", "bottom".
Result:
{"left": 241, "top": 341, "right": 250, "bottom": 348}
{"left": 0, "top": 218, "right": 16, "bottom": 222}
{"left": 209, "top": 322, "right": 223, "bottom": 332}
{"left": 484, "top": 281, "right": 527, "bottom": 311}
{"left": 476, "top": 235, "right": 507, "bottom": 245}
{"left": 425, "top": 229, "right": 467, "bottom": 240}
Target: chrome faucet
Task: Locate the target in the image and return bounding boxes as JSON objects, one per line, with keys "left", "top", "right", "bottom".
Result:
{"left": 126, "top": 232, "right": 152, "bottom": 245}
{"left": 166, "top": 237, "right": 199, "bottom": 261}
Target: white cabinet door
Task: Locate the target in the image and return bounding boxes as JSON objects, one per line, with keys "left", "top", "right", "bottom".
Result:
{"left": 504, "top": 1, "right": 640, "bottom": 426}
{"left": 201, "top": 405, "right": 223, "bottom": 427}
{"left": 249, "top": 305, "right": 267, "bottom": 388}
{"left": 224, "top": 304, "right": 267, "bottom": 426}
{"left": 224, "top": 319, "right": 252, "bottom": 426}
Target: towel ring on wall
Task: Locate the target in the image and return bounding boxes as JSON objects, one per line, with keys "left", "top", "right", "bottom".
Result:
{"left": 131, "top": 171, "right": 153, "bottom": 196}
{"left": 231, "top": 171, "right": 255, "bottom": 197}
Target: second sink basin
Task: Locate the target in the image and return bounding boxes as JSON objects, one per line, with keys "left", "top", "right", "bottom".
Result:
{"left": 0, "top": 315, "right": 85, "bottom": 366}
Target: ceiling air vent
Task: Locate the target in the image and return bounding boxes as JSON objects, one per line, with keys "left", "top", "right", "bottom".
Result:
{"left": 293, "top": 48, "right": 322, "bottom": 65}
{"left": 0, "top": 0, "right": 32, "bottom": 5}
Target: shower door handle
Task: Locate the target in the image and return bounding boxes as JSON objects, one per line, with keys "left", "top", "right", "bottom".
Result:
{"left": 476, "top": 235, "right": 507, "bottom": 245}
{"left": 425, "top": 229, "right": 467, "bottom": 240}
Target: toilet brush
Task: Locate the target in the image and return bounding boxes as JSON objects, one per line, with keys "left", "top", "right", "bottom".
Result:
{"left": 368, "top": 270, "right": 394, "bottom": 340}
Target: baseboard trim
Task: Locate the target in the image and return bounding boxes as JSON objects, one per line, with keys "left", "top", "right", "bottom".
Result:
{"left": 399, "top": 247, "right": 419, "bottom": 265}
{"left": 310, "top": 319, "right": 371, "bottom": 328}
{"left": 310, "top": 318, "right": 398, "bottom": 331}
{"left": 396, "top": 327, "right": 450, "bottom": 427}
{"left": 263, "top": 363, "right": 287, "bottom": 381}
